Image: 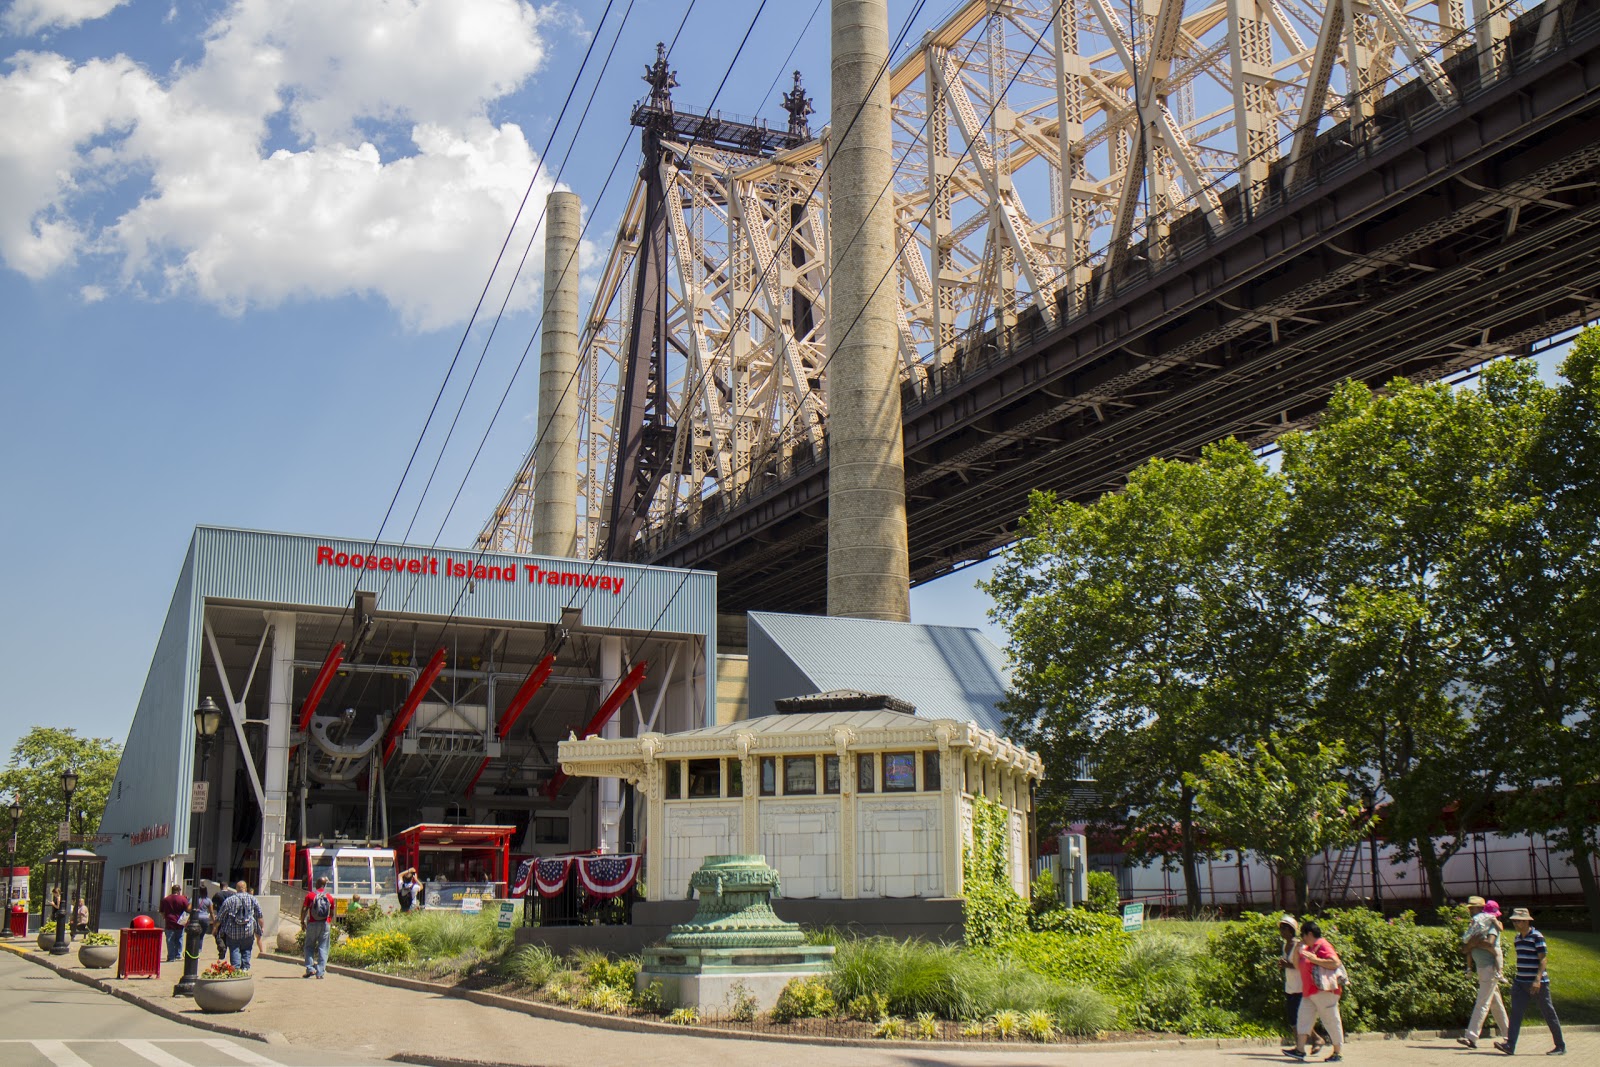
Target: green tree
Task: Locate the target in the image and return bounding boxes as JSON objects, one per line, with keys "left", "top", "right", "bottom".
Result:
{"left": 1278, "top": 374, "right": 1517, "bottom": 906}
{"left": 0, "top": 727, "right": 123, "bottom": 903}
{"left": 985, "top": 439, "right": 1309, "bottom": 911}
{"left": 1450, "top": 340, "right": 1600, "bottom": 930}
{"left": 1187, "top": 737, "right": 1373, "bottom": 912}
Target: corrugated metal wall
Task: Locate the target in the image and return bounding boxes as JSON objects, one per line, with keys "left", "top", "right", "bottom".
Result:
{"left": 96, "top": 536, "right": 200, "bottom": 900}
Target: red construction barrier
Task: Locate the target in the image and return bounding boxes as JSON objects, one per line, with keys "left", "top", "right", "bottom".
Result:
{"left": 117, "top": 927, "right": 162, "bottom": 978}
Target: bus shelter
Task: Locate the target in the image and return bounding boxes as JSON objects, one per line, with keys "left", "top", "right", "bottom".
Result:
{"left": 40, "top": 849, "right": 107, "bottom": 936}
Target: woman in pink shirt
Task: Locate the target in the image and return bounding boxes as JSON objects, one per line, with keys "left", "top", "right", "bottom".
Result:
{"left": 1287, "top": 919, "right": 1345, "bottom": 1062}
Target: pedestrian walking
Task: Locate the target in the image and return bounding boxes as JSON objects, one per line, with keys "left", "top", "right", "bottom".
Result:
{"left": 1286, "top": 919, "right": 1346, "bottom": 1062}
{"left": 215, "top": 881, "right": 263, "bottom": 971}
{"left": 397, "top": 867, "right": 422, "bottom": 912}
{"left": 1459, "top": 895, "right": 1509, "bottom": 1048}
{"left": 1278, "top": 916, "right": 1325, "bottom": 1053}
{"left": 301, "top": 875, "right": 334, "bottom": 979}
{"left": 211, "top": 884, "right": 233, "bottom": 960}
{"left": 190, "top": 888, "right": 212, "bottom": 944}
{"left": 158, "top": 883, "right": 189, "bottom": 963}
{"left": 1495, "top": 907, "right": 1566, "bottom": 1056}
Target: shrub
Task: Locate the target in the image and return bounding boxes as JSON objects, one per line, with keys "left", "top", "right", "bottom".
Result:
{"left": 340, "top": 899, "right": 382, "bottom": 937}
{"left": 846, "top": 991, "right": 891, "bottom": 1021}
{"left": 1195, "top": 911, "right": 1289, "bottom": 1028}
{"left": 1031, "top": 907, "right": 1126, "bottom": 937}
{"left": 635, "top": 980, "right": 665, "bottom": 1012}
{"left": 997, "top": 927, "right": 1129, "bottom": 990}
{"left": 873, "top": 1015, "right": 906, "bottom": 1039}
{"left": 665, "top": 1006, "right": 699, "bottom": 1025}
{"left": 960, "top": 958, "right": 1061, "bottom": 1017}
{"left": 1178, "top": 1005, "right": 1273, "bottom": 1038}
{"left": 330, "top": 931, "right": 414, "bottom": 966}
{"left": 959, "top": 1019, "right": 988, "bottom": 1037}
{"left": 1022, "top": 1008, "right": 1058, "bottom": 1041}
{"left": 361, "top": 909, "right": 509, "bottom": 959}
{"left": 80, "top": 931, "right": 115, "bottom": 947}
{"left": 1046, "top": 984, "right": 1117, "bottom": 1036}
{"left": 577, "top": 985, "right": 631, "bottom": 1014}
{"left": 771, "top": 977, "right": 835, "bottom": 1022}
{"left": 989, "top": 1008, "right": 1022, "bottom": 1039}
{"left": 1086, "top": 871, "right": 1121, "bottom": 914}
{"left": 914, "top": 1011, "right": 939, "bottom": 1039}
{"left": 727, "top": 980, "right": 758, "bottom": 1022}
{"left": 497, "top": 945, "right": 562, "bottom": 989}
{"left": 830, "top": 937, "right": 967, "bottom": 1018}
{"left": 1115, "top": 932, "right": 1200, "bottom": 1030}
{"left": 578, "top": 952, "right": 638, "bottom": 994}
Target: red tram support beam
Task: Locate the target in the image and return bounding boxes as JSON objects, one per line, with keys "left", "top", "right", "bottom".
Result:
{"left": 381, "top": 648, "right": 447, "bottom": 764}
{"left": 542, "top": 661, "right": 647, "bottom": 799}
{"left": 467, "top": 654, "right": 560, "bottom": 797}
{"left": 295, "top": 642, "right": 345, "bottom": 733}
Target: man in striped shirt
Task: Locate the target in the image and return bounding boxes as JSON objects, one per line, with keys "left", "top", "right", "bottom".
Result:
{"left": 1495, "top": 907, "right": 1566, "bottom": 1056}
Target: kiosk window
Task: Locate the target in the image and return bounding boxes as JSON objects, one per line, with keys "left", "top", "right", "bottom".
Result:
{"left": 759, "top": 757, "right": 777, "bottom": 796}
{"left": 823, "top": 755, "right": 841, "bottom": 794}
{"left": 883, "top": 752, "right": 917, "bottom": 792}
{"left": 784, "top": 756, "right": 817, "bottom": 795}
{"left": 687, "top": 759, "right": 721, "bottom": 798}
{"left": 665, "top": 761, "right": 682, "bottom": 799}
{"left": 727, "top": 759, "right": 744, "bottom": 797}
{"left": 922, "top": 750, "right": 941, "bottom": 791}
{"left": 857, "top": 753, "right": 876, "bottom": 793}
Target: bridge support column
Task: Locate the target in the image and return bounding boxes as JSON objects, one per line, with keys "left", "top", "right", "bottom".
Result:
{"left": 532, "top": 191, "right": 582, "bottom": 558}
{"left": 827, "top": 0, "right": 910, "bottom": 622}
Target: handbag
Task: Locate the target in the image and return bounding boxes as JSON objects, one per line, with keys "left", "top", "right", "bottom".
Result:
{"left": 1313, "top": 963, "right": 1348, "bottom": 993}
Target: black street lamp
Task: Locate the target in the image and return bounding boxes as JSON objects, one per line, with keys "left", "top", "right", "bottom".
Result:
{"left": 176, "top": 697, "right": 224, "bottom": 996}
{"left": 5, "top": 797, "right": 20, "bottom": 937}
{"left": 50, "top": 769, "right": 77, "bottom": 955}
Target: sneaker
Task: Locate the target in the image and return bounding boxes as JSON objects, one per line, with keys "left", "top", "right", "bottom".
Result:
{"left": 1285, "top": 1052, "right": 1307, "bottom": 1061}
{"left": 1325, "top": 1056, "right": 1342, "bottom": 1063}
{"left": 1546, "top": 1049, "right": 1564, "bottom": 1057}
{"left": 1495, "top": 1041, "right": 1513, "bottom": 1055}
{"left": 1460, "top": 1037, "right": 1479, "bottom": 1048}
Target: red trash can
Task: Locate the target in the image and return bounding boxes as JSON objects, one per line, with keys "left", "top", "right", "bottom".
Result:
{"left": 7, "top": 903, "right": 24, "bottom": 937}
{"left": 117, "top": 927, "right": 163, "bottom": 978}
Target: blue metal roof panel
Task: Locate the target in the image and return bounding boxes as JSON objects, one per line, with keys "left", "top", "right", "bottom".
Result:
{"left": 746, "top": 612, "right": 1011, "bottom": 734}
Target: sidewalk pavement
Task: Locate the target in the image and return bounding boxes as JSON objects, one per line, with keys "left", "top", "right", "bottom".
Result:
{"left": 2, "top": 936, "right": 1594, "bottom": 1066}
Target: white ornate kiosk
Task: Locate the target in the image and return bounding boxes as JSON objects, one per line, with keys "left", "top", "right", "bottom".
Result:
{"left": 556, "top": 694, "right": 1043, "bottom": 937}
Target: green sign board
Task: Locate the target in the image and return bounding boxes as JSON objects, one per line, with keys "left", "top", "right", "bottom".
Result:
{"left": 496, "top": 900, "right": 517, "bottom": 930}
{"left": 1121, "top": 902, "right": 1145, "bottom": 932}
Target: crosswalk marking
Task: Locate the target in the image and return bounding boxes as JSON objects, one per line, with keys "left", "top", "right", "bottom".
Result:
{"left": 205, "top": 1038, "right": 283, "bottom": 1066}
{"left": 31, "top": 1042, "right": 92, "bottom": 1067}
{"left": 0, "top": 1038, "right": 387, "bottom": 1067}
{"left": 123, "top": 1039, "right": 198, "bottom": 1067}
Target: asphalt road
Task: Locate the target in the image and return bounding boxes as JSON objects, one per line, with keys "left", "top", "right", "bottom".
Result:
{"left": 0, "top": 951, "right": 388, "bottom": 1067}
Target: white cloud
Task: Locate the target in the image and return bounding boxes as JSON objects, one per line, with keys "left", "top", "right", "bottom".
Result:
{"left": 4, "top": 0, "right": 128, "bottom": 35}
{"left": 0, "top": 0, "right": 562, "bottom": 329}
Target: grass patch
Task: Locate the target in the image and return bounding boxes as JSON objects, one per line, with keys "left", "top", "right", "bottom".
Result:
{"left": 1545, "top": 930, "right": 1600, "bottom": 1025}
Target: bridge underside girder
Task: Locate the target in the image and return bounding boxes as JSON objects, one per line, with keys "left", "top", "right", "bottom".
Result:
{"left": 643, "top": 12, "right": 1600, "bottom": 612}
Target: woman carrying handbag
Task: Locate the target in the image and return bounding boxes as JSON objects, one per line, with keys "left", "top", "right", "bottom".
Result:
{"left": 1287, "top": 919, "right": 1346, "bottom": 1062}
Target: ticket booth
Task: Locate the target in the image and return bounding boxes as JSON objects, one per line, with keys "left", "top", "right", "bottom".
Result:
{"left": 390, "top": 824, "right": 516, "bottom": 906}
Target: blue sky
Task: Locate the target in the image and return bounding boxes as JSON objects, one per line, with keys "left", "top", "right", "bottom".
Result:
{"left": 0, "top": 0, "right": 1001, "bottom": 763}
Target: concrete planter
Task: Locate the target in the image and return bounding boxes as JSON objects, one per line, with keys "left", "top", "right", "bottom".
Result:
{"left": 37, "top": 929, "right": 59, "bottom": 950}
{"left": 193, "top": 976, "right": 254, "bottom": 1013}
{"left": 78, "top": 943, "right": 118, "bottom": 969}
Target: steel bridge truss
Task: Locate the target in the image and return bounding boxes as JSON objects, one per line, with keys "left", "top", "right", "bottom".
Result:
{"left": 482, "top": 0, "right": 1539, "bottom": 565}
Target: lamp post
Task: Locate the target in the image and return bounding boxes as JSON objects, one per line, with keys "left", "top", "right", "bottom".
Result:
{"left": 175, "top": 697, "right": 224, "bottom": 996}
{"left": 5, "top": 798, "right": 20, "bottom": 937}
{"left": 50, "top": 769, "right": 77, "bottom": 955}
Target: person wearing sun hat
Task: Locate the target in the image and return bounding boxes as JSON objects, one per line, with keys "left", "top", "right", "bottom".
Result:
{"left": 1496, "top": 907, "right": 1565, "bottom": 1056}
{"left": 1459, "top": 896, "right": 1509, "bottom": 1048}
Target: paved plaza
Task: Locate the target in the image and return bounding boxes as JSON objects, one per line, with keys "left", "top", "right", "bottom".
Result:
{"left": 2, "top": 942, "right": 1593, "bottom": 1067}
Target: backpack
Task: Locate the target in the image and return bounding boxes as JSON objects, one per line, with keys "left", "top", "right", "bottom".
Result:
{"left": 309, "top": 891, "right": 333, "bottom": 921}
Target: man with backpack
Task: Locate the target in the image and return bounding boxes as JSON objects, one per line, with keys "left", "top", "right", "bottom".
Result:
{"left": 300, "top": 875, "right": 334, "bottom": 979}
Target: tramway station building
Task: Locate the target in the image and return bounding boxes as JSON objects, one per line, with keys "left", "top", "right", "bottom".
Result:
{"left": 92, "top": 525, "right": 718, "bottom": 920}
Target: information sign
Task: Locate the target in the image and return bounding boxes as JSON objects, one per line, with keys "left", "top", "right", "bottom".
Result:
{"left": 190, "top": 782, "right": 210, "bottom": 814}
{"left": 1121, "top": 902, "right": 1145, "bottom": 932}
{"left": 460, "top": 896, "right": 482, "bottom": 914}
{"left": 496, "top": 900, "right": 517, "bottom": 930}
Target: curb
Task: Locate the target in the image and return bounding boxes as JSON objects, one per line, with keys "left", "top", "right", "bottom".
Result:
{"left": 3, "top": 940, "right": 287, "bottom": 1045}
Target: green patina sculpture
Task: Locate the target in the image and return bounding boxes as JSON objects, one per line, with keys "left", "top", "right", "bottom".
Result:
{"left": 664, "top": 855, "right": 805, "bottom": 948}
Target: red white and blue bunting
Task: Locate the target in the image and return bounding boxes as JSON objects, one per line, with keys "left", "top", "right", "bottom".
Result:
{"left": 534, "top": 857, "right": 573, "bottom": 898}
{"left": 575, "top": 855, "right": 641, "bottom": 900}
{"left": 510, "top": 858, "right": 534, "bottom": 898}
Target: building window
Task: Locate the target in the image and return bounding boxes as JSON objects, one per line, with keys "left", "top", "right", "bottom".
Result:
{"left": 784, "top": 755, "right": 817, "bottom": 795}
{"left": 922, "top": 750, "right": 941, "bottom": 791}
{"left": 534, "top": 816, "right": 568, "bottom": 844}
{"left": 728, "top": 759, "right": 744, "bottom": 797}
{"left": 883, "top": 751, "right": 917, "bottom": 792}
{"left": 666, "top": 761, "right": 682, "bottom": 800}
{"left": 823, "top": 755, "right": 841, "bottom": 794}
{"left": 857, "top": 753, "right": 876, "bottom": 793}
{"left": 687, "top": 759, "right": 721, "bottom": 798}
{"left": 759, "top": 757, "right": 777, "bottom": 796}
